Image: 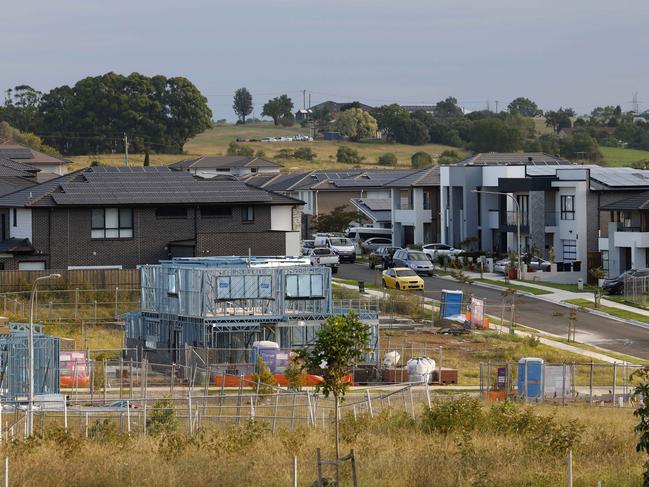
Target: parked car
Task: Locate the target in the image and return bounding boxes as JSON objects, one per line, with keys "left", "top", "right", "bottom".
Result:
{"left": 602, "top": 268, "right": 649, "bottom": 295}
{"left": 494, "top": 258, "right": 513, "bottom": 274}
{"left": 307, "top": 247, "right": 339, "bottom": 274}
{"left": 368, "top": 246, "right": 399, "bottom": 269}
{"left": 381, "top": 267, "right": 424, "bottom": 291}
{"left": 392, "top": 249, "right": 434, "bottom": 276}
{"left": 361, "top": 237, "right": 393, "bottom": 253}
{"left": 527, "top": 256, "right": 551, "bottom": 272}
{"left": 422, "top": 243, "right": 463, "bottom": 261}
{"left": 301, "top": 240, "right": 315, "bottom": 256}
{"left": 313, "top": 234, "right": 356, "bottom": 263}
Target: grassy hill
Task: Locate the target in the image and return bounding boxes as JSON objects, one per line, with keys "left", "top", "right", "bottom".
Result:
{"left": 69, "top": 122, "right": 468, "bottom": 172}
{"left": 600, "top": 146, "right": 649, "bottom": 167}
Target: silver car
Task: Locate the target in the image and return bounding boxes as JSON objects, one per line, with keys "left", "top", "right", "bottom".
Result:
{"left": 392, "top": 249, "right": 434, "bottom": 276}
{"left": 361, "top": 237, "right": 393, "bottom": 253}
{"left": 422, "top": 243, "right": 463, "bottom": 261}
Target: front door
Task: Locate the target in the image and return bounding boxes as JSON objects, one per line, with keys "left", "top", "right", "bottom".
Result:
{"left": 403, "top": 226, "right": 414, "bottom": 246}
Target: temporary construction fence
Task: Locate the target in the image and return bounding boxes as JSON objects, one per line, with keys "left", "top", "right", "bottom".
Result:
{"left": 0, "top": 288, "right": 140, "bottom": 323}
{"left": 478, "top": 361, "right": 643, "bottom": 407}
{"left": 624, "top": 274, "right": 649, "bottom": 307}
{"left": 0, "top": 268, "right": 140, "bottom": 292}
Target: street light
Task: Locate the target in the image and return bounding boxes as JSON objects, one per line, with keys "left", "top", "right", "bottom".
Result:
{"left": 471, "top": 189, "right": 523, "bottom": 279}
{"left": 27, "top": 273, "right": 61, "bottom": 436}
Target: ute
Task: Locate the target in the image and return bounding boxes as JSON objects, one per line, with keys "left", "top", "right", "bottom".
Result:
{"left": 307, "top": 247, "right": 339, "bottom": 274}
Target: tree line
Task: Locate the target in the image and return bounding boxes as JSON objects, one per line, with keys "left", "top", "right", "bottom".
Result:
{"left": 0, "top": 73, "right": 213, "bottom": 155}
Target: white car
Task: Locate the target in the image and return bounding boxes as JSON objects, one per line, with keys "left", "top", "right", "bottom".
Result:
{"left": 422, "top": 243, "right": 462, "bottom": 261}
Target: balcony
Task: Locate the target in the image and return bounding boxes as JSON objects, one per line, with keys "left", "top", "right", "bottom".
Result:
{"left": 500, "top": 210, "right": 529, "bottom": 228}
{"left": 545, "top": 211, "right": 557, "bottom": 226}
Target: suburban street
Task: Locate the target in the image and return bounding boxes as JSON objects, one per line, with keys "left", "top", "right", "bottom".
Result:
{"left": 338, "top": 263, "right": 649, "bottom": 360}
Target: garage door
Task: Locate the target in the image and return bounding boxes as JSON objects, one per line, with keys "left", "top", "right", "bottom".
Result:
{"left": 18, "top": 262, "right": 45, "bottom": 271}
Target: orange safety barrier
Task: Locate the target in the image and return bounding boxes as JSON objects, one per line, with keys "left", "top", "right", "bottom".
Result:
{"left": 214, "top": 373, "right": 353, "bottom": 388}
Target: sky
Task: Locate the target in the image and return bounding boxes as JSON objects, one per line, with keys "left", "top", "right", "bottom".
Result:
{"left": 2, "top": 0, "right": 649, "bottom": 120}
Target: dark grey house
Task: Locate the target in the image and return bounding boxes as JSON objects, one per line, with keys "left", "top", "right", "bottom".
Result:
{"left": 0, "top": 166, "right": 303, "bottom": 270}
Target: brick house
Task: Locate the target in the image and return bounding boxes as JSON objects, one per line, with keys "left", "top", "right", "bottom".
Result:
{"left": 0, "top": 166, "right": 303, "bottom": 270}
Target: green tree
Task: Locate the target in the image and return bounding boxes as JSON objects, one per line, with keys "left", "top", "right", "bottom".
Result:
{"left": 507, "top": 97, "right": 543, "bottom": 117}
{"left": 544, "top": 107, "right": 575, "bottom": 134}
{"left": 470, "top": 118, "right": 523, "bottom": 152}
{"left": 336, "top": 146, "right": 365, "bottom": 164}
{"left": 559, "top": 132, "right": 602, "bottom": 162}
{"left": 262, "top": 94, "right": 294, "bottom": 125}
{"left": 297, "top": 313, "right": 371, "bottom": 465}
{"left": 312, "top": 205, "right": 358, "bottom": 233}
{"left": 632, "top": 366, "right": 649, "bottom": 485}
{"left": 394, "top": 119, "right": 429, "bottom": 145}
{"left": 434, "top": 97, "right": 464, "bottom": 118}
{"left": 293, "top": 147, "right": 317, "bottom": 161}
{"left": 147, "top": 396, "right": 178, "bottom": 435}
{"left": 2, "top": 85, "right": 42, "bottom": 132}
{"left": 334, "top": 108, "right": 378, "bottom": 141}
{"left": 232, "top": 87, "right": 253, "bottom": 124}
{"left": 371, "top": 104, "right": 410, "bottom": 142}
{"left": 377, "top": 152, "right": 397, "bottom": 166}
{"left": 438, "top": 149, "right": 461, "bottom": 165}
{"left": 411, "top": 151, "right": 433, "bottom": 168}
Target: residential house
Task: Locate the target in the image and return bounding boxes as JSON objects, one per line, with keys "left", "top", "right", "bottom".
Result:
{"left": 295, "top": 109, "right": 312, "bottom": 121}
{"left": 169, "top": 156, "right": 282, "bottom": 178}
{"left": 441, "top": 152, "right": 649, "bottom": 272}
{"left": 402, "top": 105, "right": 436, "bottom": 114}
{"left": 0, "top": 166, "right": 303, "bottom": 270}
{"left": 309, "top": 101, "right": 374, "bottom": 118}
{"left": 0, "top": 142, "right": 71, "bottom": 176}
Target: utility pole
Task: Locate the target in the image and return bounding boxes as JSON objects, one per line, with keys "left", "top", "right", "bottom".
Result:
{"left": 495, "top": 100, "right": 499, "bottom": 114}
{"left": 124, "top": 133, "right": 129, "bottom": 167}
{"left": 303, "top": 89, "right": 306, "bottom": 110}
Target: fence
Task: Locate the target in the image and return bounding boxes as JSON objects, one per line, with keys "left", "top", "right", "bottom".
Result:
{"left": 0, "top": 269, "right": 140, "bottom": 292}
{"left": 478, "top": 361, "right": 642, "bottom": 407}
{"left": 624, "top": 274, "right": 649, "bottom": 307}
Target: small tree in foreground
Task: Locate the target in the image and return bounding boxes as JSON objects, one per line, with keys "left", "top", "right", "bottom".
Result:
{"left": 251, "top": 356, "right": 277, "bottom": 396}
{"left": 297, "top": 313, "right": 371, "bottom": 465}
{"left": 632, "top": 366, "right": 649, "bottom": 485}
{"left": 589, "top": 267, "right": 607, "bottom": 308}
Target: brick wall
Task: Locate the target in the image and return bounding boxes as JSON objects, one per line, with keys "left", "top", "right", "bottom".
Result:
{"left": 14, "top": 204, "right": 293, "bottom": 269}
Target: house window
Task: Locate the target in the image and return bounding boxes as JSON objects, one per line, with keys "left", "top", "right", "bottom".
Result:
{"left": 602, "top": 250, "right": 609, "bottom": 277}
{"left": 168, "top": 272, "right": 178, "bottom": 296}
{"left": 285, "top": 274, "right": 324, "bottom": 298}
{"left": 242, "top": 206, "right": 255, "bottom": 223}
{"left": 12, "top": 208, "right": 16, "bottom": 227}
{"left": 200, "top": 206, "right": 232, "bottom": 218}
{"left": 517, "top": 194, "right": 529, "bottom": 226}
{"left": 399, "top": 190, "right": 411, "bottom": 210}
{"left": 560, "top": 195, "right": 575, "bottom": 220}
{"left": 562, "top": 239, "right": 577, "bottom": 261}
{"left": 91, "top": 208, "right": 133, "bottom": 239}
{"left": 145, "top": 318, "right": 160, "bottom": 339}
{"left": 155, "top": 207, "right": 187, "bottom": 219}
{"left": 423, "top": 191, "right": 431, "bottom": 210}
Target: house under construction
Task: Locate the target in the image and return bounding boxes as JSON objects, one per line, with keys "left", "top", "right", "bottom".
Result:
{"left": 125, "top": 257, "right": 379, "bottom": 366}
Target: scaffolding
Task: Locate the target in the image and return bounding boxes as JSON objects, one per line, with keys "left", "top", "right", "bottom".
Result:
{"left": 127, "top": 257, "right": 379, "bottom": 366}
{"left": 0, "top": 323, "right": 60, "bottom": 399}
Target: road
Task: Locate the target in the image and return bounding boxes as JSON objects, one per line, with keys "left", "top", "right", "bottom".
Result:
{"left": 338, "top": 263, "right": 649, "bottom": 360}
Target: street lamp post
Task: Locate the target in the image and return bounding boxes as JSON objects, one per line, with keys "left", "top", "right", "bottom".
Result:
{"left": 27, "top": 273, "right": 61, "bottom": 436}
{"left": 471, "top": 189, "right": 523, "bottom": 279}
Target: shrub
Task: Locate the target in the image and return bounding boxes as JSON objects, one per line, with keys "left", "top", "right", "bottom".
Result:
{"left": 147, "top": 396, "right": 178, "bottom": 436}
{"left": 438, "top": 149, "right": 461, "bottom": 165}
{"left": 421, "top": 396, "right": 484, "bottom": 434}
{"left": 336, "top": 146, "right": 365, "bottom": 164}
{"left": 285, "top": 353, "right": 304, "bottom": 391}
{"left": 377, "top": 152, "right": 397, "bottom": 166}
{"left": 274, "top": 148, "right": 294, "bottom": 160}
{"left": 227, "top": 141, "right": 254, "bottom": 156}
{"left": 293, "top": 147, "right": 317, "bottom": 161}
{"left": 251, "top": 356, "right": 277, "bottom": 395}
{"left": 278, "top": 114, "right": 295, "bottom": 127}
{"left": 411, "top": 151, "right": 433, "bottom": 168}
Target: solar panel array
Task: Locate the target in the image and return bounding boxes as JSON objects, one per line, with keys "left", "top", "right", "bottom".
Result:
{"left": 0, "top": 148, "right": 33, "bottom": 160}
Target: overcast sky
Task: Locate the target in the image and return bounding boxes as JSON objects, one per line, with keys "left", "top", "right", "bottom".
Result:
{"left": 2, "top": 0, "right": 648, "bottom": 119}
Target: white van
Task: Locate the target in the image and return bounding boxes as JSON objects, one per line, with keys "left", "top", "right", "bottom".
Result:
{"left": 313, "top": 234, "right": 356, "bottom": 263}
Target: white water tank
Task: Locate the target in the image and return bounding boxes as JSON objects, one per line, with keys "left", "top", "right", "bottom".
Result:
{"left": 407, "top": 357, "right": 436, "bottom": 383}
{"left": 383, "top": 351, "right": 401, "bottom": 368}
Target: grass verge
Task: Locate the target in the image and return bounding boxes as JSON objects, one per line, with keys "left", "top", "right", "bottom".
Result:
{"left": 520, "top": 279, "right": 594, "bottom": 293}
{"left": 475, "top": 279, "right": 553, "bottom": 295}
{"left": 564, "top": 298, "right": 649, "bottom": 325}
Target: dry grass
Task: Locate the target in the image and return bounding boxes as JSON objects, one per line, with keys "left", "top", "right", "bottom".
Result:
{"left": 68, "top": 122, "right": 468, "bottom": 172}
{"left": 4, "top": 401, "right": 643, "bottom": 486}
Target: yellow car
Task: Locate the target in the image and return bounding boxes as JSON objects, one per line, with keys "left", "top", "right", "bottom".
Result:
{"left": 382, "top": 267, "right": 425, "bottom": 291}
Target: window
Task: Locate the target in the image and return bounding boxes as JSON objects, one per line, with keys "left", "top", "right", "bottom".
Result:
{"left": 145, "top": 318, "right": 160, "bottom": 339}
{"left": 201, "top": 206, "right": 232, "bottom": 218}
{"left": 91, "top": 208, "right": 133, "bottom": 239}
{"left": 12, "top": 208, "right": 16, "bottom": 227}
{"left": 562, "top": 239, "right": 577, "bottom": 261}
{"left": 517, "top": 195, "right": 529, "bottom": 226}
{"left": 423, "top": 191, "right": 431, "bottom": 210}
{"left": 242, "top": 206, "right": 255, "bottom": 223}
{"left": 560, "top": 195, "right": 575, "bottom": 220}
{"left": 602, "top": 250, "right": 609, "bottom": 277}
{"left": 399, "top": 190, "right": 411, "bottom": 210}
{"left": 168, "top": 272, "right": 178, "bottom": 295}
{"left": 156, "top": 207, "right": 187, "bottom": 218}
{"left": 285, "top": 274, "right": 324, "bottom": 298}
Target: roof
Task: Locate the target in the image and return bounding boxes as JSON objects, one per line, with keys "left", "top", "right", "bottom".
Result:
{"left": 0, "top": 157, "right": 40, "bottom": 174}
{"left": 0, "top": 166, "right": 303, "bottom": 208}
{"left": 600, "top": 191, "right": 649, "bottom": 210}
{"left": 0, "top": 238, "right": 34, "bottom": 253}
{"left": 309, "top": 101, "right": 374, "bottom": 113}
{"left": 386, "top": 167, "right": 439, "bottom": 187}
{"left": 455, "top": 152, "right": 573, "bottom": 166}
{"left": 0, "top": 143, "right": 71, "bottom": 166}
{"left": 351, "top": 198, "right": 391, "bottom": 223}
{"left": 526, "top": 165, "right": 649, "bottom": 190}
{"left": 169, "top": 156, "right": 281, "bottom": 170}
